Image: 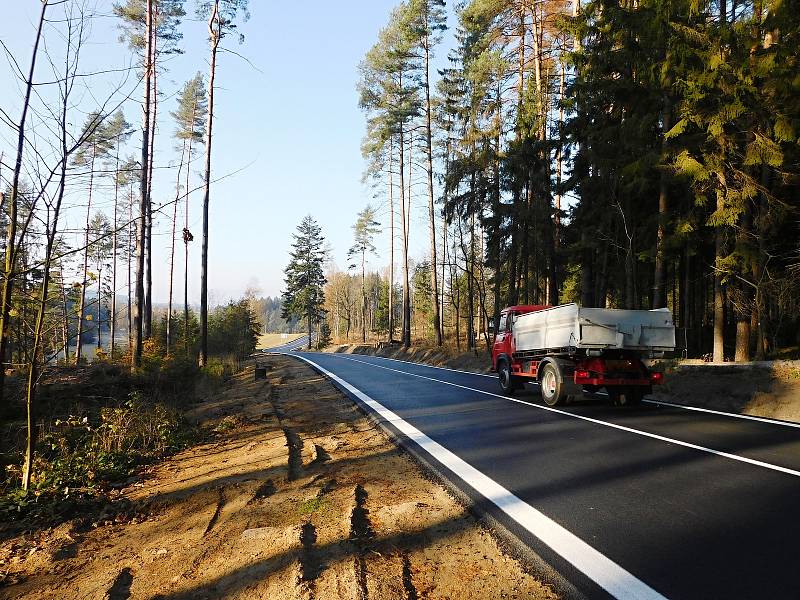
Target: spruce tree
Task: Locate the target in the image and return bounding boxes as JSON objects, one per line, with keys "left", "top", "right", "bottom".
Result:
{"left": 281, "top": 216, "right": 327, "bottom": 351}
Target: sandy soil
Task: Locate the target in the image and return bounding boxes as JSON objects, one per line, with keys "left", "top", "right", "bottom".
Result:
{"left": 0, "top": 356, "right": 556, "bottom": 600}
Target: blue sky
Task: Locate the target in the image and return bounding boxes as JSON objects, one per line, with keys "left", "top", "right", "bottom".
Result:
{"left": 0, "top": 1, "right": 455, "bottom": 303}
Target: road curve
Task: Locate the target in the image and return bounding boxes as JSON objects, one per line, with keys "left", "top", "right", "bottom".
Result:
{"left": 261, "top": 334, "right": 314, "bottom": 353}
{"left": 288, "top": 351, "right": 800, "bottom": 600}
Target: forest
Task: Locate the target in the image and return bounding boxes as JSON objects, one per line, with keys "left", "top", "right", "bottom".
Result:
{"left": 0, "top": 0, "right": 255, "bottom": 498}
{"left": 327, "top": 0, "right": 800, "bottom": 362}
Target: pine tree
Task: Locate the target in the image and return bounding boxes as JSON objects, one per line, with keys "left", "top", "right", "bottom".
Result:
{"left": 347, "top": 206, "right": 381, "bottom": 343}
{"left": 169, "top": 73, "right": 207, "bottom": 352}
{"left": 88, "top": 213, "right": 113, "bottom": 349}
{"left": 73, "top": 112, "right": 114, "bottom": 363}
{"left": 407, "top": 0, "right": 447, "bottom": 345}
{"left": 115, "top": 0, "right": 186, "bottom": 345}
{"left": 359, "top": 4, "right": 422, "bottom": 349}
{"left": 103, "top": 110, "right": 133, "bottom": 357}
{"left": 281, "top": 216, "right": 327, "bottom": 350}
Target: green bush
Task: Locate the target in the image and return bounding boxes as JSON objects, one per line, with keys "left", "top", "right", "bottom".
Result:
{"left": 1, "top": 390, "right": 199, "bottom": 519}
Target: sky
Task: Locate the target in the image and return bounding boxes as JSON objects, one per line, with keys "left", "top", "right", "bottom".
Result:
{"left": 0, "top": 1, "right": 455, "bottom": 305}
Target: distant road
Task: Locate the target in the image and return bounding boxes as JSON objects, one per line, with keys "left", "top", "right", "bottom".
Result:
{"left": 288, "top": 351, "right": 800, "bottom": 600}
{"left": 262, "top": 334, "right": 314, "bottom": 352}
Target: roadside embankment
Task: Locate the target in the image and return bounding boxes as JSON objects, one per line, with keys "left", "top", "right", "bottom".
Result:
{"left": 328, "top": 343, "right": 800, "bottom": 424}
{"left": 329, "top": 342, "right": 492, "bottom": 374}
{"left": 652, "top": 361, "right": 800, "bottom": 422}
{"left": 0, "top": 355, "right": 556, "bottom": 599}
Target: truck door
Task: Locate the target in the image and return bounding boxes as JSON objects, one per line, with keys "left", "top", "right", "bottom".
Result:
{"left": 492, "top": 312, "right": 513, "bottom": 369}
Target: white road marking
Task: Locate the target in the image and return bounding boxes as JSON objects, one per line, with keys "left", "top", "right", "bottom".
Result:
{"left": 331, "top": 354, "right": 800, "bottom": 479}
{"left": 337, "top": 352, "right": 496, "bottom": 378}
{"left": 349, "top": 354, "right": 800, "bottom": 429}
{"left": 641, "top": 398, "right": 800, "bottom": 429}
{"left": 290, "top": 352, "right": 668, "bottom": 600}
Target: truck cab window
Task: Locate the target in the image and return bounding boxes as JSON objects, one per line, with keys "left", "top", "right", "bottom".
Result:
{"left": 498, "top": 314, "right": 507, "bottom": 333}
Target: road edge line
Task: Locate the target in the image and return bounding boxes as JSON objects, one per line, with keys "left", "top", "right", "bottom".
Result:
{"left": 326, "top": 350, "right": 496, "bottom": 378}
{"left": 641, "top": 398, "right": 800, "bottom": 429}
{"left": 286, "top": 352, "right": 668, "bottom": 600}
{"left": 336, "top": 354, "right": 800, "bottom": 478}
{"left": 337, "top": 353, "right": 800, "bottom": 430}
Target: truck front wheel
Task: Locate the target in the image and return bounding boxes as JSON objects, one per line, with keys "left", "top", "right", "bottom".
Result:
{"left": 540, "top": 363, "right": 566, "bottom": 407}
{"left": 498, "top": 360, "right": 517, "bottom": 396}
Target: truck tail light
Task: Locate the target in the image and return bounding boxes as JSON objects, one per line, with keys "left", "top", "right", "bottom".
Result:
{"left": 575, "top": 369, "right": 590, "bottom": 380}
{"left": 650, "top": 372, "right": 664, "bottom": 384}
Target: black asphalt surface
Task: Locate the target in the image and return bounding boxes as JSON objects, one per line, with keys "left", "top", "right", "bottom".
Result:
{"left": 292, "top": 351, "right": 800, "bottom": 600}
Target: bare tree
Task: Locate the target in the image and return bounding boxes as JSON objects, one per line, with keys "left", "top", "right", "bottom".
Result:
{"left": 0, "top": 1, "right": 48, "bottom": 403}
{"left": 197, "top": 0, "right": 250, "bottom": 366}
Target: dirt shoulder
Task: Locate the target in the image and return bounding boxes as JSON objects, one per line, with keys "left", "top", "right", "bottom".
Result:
{"left": 0, "top": 355, "right": 556, "bottom": 600}
{"left": 329, "top": 344, "right": 800, "bottom": 424}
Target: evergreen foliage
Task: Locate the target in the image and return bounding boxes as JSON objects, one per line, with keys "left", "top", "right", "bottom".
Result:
{"left": 281, "top": 216, "right": 328, "bottom": 346}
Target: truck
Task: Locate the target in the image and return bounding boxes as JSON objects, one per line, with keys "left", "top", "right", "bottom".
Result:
{"left": 491, "top": 303, "right": 675, "bottom": 406}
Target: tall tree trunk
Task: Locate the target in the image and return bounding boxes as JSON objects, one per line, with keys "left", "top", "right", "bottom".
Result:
{"left": 0, "top": 1, "right": 47, "bottom": 402}
{"left": 60, "top": 265, "right": 70, "bottom": 363}
{"left": 361, "top": 252, "right": 366, "bottom": 343}
{"left": 96, "top": 263, "right": 103, "bottom": 350}
{"left": 423, "top": 25, "right": 442, "bottom": 346}
{"left": 144, "top": 3, "right": 158, "bottom": 341}
{"left": 398, "top": 76, "right": 411, "bottom": 349}
{"left": 76, "top": 150, "right": 95, "bottom": 363}
{"left": 184, "top": 115, "right": 195, "bottom": 356}
{"left": 128, "top": 185, "right": 133, "bottom": 353}
{"left": 388, "top": 138, "right": 394, "bottom": 342}
{"left": 111, "top": 135, "right": 121, "bottom": 358}
{"left": 23, "top": 30, "right": 67, "bottom": 488}
{"left": 734, "top": 203, "right": 753, "bottom": 362}
{"left": 200, "top": 0, "right": 220, "bottom": 367}
{"left": 713, "top": 205, "right": 726, "bottom": 362}
{"left": 653, "top": 96, "right": 672, "bottom": 308}
{"left": 132, "top": 0, "right": 153, "bottom": 370}
{"left": 167, "top": 143, "right": 186, "bottom": 351}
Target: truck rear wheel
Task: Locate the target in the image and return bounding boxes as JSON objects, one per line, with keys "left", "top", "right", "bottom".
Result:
{"left": 608, "top": 387, "right": 644, "bottom": 407}
{"left": 540, "top": 363, "right": 566, "bottom": 407}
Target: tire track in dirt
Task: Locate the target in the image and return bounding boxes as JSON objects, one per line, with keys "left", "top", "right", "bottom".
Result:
{"left": 106, "top": 567, "right": 133, "bottom": 600}
{"left": 203, "top": 487, "right": 225, "bottom": 536}
{"left": 401, "top": 553, "right": 418, "bottom": 600}
{"left": 349, "top": 484, "right": 376, "bottom": 600}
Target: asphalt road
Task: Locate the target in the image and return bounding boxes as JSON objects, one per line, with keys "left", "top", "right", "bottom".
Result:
{"left": 289, "top": 351, "right": 800, "bottom": 600}
{"left": 261, "top": 334, "right": 314, "bottom": 353}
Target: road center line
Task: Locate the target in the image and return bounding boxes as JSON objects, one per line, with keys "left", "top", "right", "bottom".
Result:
{"left": 333, "top": 354, "right": 800, "bottom": 479}
{"left": 348, "top": 354, "right": 800, "bottom": 430}
{"left": 289, "top": 352, "right": 668, "bottom": 600}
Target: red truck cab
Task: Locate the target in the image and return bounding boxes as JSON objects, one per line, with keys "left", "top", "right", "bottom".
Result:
{"left": 492, "top": 305, "right": 548, "bottom": 372}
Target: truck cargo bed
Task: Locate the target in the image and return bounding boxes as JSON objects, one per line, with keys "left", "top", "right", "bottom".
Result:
{"left": 513, "top": 303, "right": 675, "bottom": 353}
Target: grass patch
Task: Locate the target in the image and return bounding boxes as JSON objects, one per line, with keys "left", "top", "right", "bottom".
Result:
{"left": 298, "top": 495, "right": 327, "bottom": 516}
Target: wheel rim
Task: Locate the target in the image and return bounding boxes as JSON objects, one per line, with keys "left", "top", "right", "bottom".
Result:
{"left": 543, "top": 370, "right": 557, "bottom": 398}
{"left": 500, "top": 366, "right": 509, "bottom": 388}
